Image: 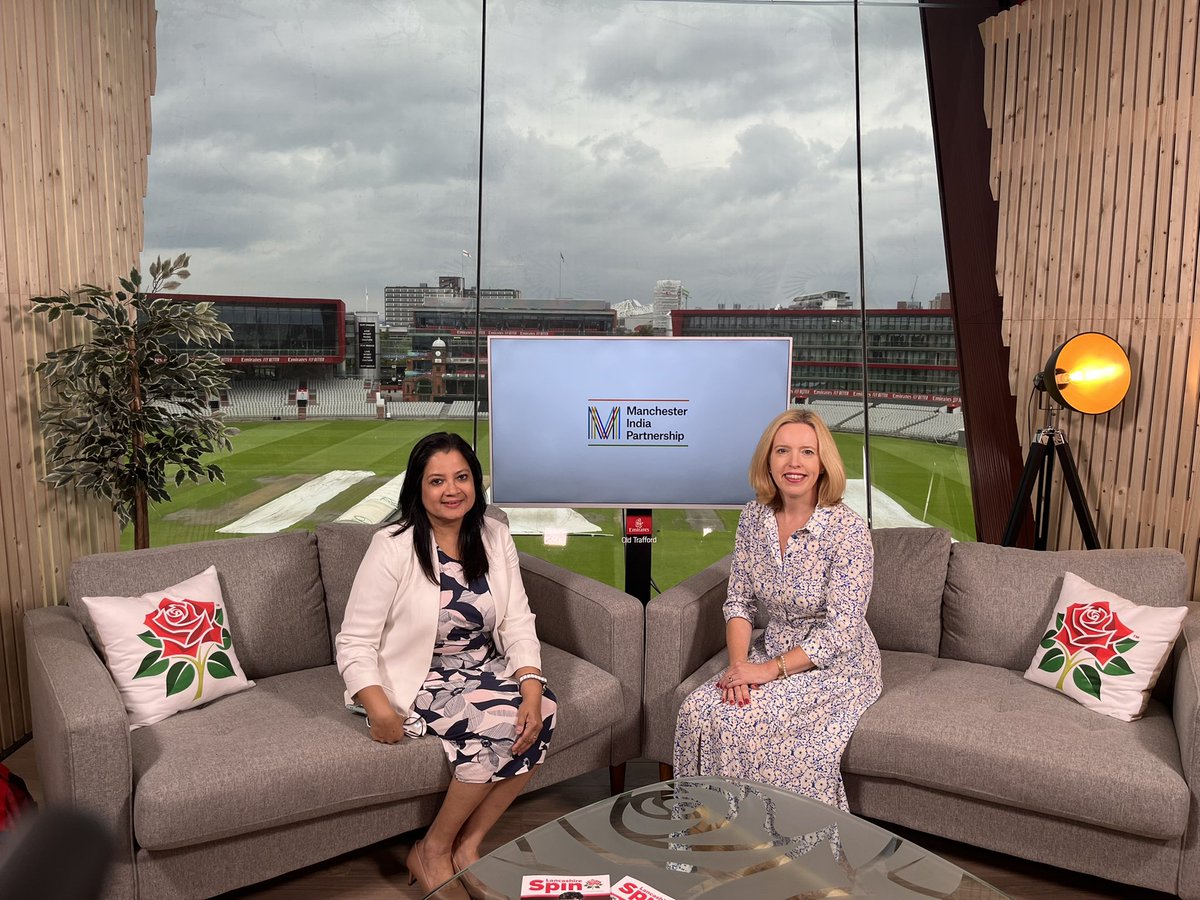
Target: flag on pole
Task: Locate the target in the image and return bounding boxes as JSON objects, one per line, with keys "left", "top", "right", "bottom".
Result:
{"left": 560, "top": 252, "right": 565, "bottom": 262}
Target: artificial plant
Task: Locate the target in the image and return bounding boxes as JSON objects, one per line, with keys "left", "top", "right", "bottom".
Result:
{"left": 30, "top": 254, "right": 233, "bottom": 548}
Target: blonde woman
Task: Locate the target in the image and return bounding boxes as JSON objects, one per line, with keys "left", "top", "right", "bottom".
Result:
{"left": 672, "top": 409, "right": 881, "bottom": 810}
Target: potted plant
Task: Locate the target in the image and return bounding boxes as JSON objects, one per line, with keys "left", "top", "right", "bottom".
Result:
{"left": 30, "top": 254, "right": 233, "bottom": 549}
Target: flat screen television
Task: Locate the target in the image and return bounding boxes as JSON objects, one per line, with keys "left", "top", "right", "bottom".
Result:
{"left": 487, "top": 336, "right": 793, "bottom": 507}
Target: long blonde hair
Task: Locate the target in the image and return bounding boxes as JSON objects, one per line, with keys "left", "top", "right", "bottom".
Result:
{"left": 747, "top": 409, "right": 846, "bottom": 509}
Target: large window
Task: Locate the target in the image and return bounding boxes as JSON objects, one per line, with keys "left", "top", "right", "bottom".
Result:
{"left": 140, "top": 0, "right": 975, "bottom": 590}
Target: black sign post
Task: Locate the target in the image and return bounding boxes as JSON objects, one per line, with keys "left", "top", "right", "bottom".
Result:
{"left": 623, "top": 509, "right": 654, "bottom": 604}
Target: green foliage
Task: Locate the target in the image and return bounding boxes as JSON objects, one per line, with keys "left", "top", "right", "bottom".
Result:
{"left": 1038, "top": 647, "right": 1066, "bottom": 673}
{"left": 29, "top": 254, "right": 233, "bottom": 532}
{"left": 1073, "top": 663, "right": 1102, "bottom": 699}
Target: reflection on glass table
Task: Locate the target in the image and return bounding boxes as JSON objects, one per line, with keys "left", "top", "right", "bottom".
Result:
{"left": 427, "top": 777, "right": 1008, "bottom": 899}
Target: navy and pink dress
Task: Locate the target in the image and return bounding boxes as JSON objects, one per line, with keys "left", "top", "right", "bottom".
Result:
{"left": 410, "top": 548, "right": 557, "bottom": 783}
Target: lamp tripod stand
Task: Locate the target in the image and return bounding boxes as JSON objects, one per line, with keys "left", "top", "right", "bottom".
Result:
{"left": 1001, "top": 417, "right": 1101, "bottom": 550}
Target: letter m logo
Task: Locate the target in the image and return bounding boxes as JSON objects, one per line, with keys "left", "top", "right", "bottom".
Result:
{"left": 588, "top": 405, "right": 620, "bottom": 441}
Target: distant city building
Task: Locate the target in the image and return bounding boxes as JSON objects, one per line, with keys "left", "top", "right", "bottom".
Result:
{"left": 672, "top": 306, "right": 959, "bottom": 404}
{"left": 406, "top": 297, "right": 615, "bottom": 402}
{"left": 384, "top": 282, "right": 456, "bottom": 329}
{"left": 384, "top": 276, "right": 522, "bottom": 327}
{"left": 613, "top": 298, "right": 654, "bottom": 332}
{"left": 790, "top": 290, "right": 852, "bottom": 310}
{"left": 652, "top": 280, "right": 689, "bottom": 334}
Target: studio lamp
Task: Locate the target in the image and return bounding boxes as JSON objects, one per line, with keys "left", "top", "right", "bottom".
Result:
{"left": 1001, "top": 332, "right": 1131, "bottom": 550}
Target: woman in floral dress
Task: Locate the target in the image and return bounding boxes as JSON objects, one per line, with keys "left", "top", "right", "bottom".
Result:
{"left": 673, "top": 409, "right": 880, "bottom": 811}
{"left": 336, "top": 432, "right": 556, "bottom": 893}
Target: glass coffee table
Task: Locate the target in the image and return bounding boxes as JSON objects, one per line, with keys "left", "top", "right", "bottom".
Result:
{"left": 428, "top": 777, "right": 1008, "bottom": 898}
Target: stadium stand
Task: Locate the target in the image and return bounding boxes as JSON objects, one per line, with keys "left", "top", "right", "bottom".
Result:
{"left": 804, "top": 399, "right": 964, "bottom": 444}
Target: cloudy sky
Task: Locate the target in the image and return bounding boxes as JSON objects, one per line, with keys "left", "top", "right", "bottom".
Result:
{"left": 143, "top": 0, "right": 949, "bottom": 313}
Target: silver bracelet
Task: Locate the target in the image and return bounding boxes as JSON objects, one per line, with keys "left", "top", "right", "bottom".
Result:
{"left": 518, "top": 673, "right": 548, "bottom": 690}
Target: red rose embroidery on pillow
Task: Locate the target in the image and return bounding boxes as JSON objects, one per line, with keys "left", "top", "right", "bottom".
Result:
{"left": 144, "top": 598, "right": 223, "bottom": 659}
{"left": 1036, "top": 601, "right": 1140, "bottom": 699}
{"left": 133, "top": 598, "right": 237, "bottom": 700}
{"left": 1054, "top": 601, "right": 1134, "bottom": 666}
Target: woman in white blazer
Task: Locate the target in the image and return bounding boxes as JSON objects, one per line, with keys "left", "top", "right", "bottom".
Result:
{"left": 336, "top": 432, "right": 556, "bottom": 894}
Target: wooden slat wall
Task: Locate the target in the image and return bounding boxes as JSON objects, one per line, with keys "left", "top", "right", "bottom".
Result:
{"left": 0, "top": 0, "right": 156, "bottom": 750}
{"left": 981, "top": 0, "right": 1200, "bottom": 592}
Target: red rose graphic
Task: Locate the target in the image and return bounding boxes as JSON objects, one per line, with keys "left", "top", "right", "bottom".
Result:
{"left": 144, "top": 598, "right": 223, "bottom": 659}
{"left": 1054, "top": 601, "right": 1134, "bottom": 666}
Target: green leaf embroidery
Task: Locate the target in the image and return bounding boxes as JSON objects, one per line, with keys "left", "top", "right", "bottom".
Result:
{"left": 133, "top": 650, "right": 163, "bottom": 678}
{"left": 1115, "top": 637, "right": 1138, "bottom": 653}
{"left": 166, "top": 660, "right": 196, "bottom": 697}
{"left": 221, "top": 629, "right": 231, "bottom": 650}
{"left": 1040, "top": 628, "right": 1056, "bottom": 649}
{"left": 1074, "top": 664, "right": 1102, "bottom": 699}
{"left": 216, "top": 608, "right": 224, "bottom": 626}
{"left": 1101, "top": 656, "right": 1134, "bottom": 677}
{"left": 1038, "top": 646, "right": 1065, "bottom": 672}
{"left": 1055, "top": 612, "right": 1065, "bottom": 631}
{"left": 207, "top": 651, "right": 235, "bottom": 679}
{"left": 138, "top": 630, "right": 162, "bottom": 649}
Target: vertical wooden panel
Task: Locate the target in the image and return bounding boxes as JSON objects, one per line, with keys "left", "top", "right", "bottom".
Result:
{"left": 0, "top": 0, "right": 154, "bottom": 751}
{"left": 983, "top": 0, "right": 1200, "bottom": 599}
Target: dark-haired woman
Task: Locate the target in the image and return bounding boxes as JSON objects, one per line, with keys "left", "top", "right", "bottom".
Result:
{"left": 336, "top": 432, "right": 556, "bottom": 893}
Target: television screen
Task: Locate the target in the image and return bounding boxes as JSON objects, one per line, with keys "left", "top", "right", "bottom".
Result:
{"left": 488, "top": 336, "right": 793, "bottom": 507}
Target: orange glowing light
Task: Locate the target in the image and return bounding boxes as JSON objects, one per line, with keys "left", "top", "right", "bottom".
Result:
{"left": 1041, "top": 333, "right": 1131, "bottom": 414}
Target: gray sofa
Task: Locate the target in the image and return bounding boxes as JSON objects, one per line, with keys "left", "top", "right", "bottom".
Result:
{"left": 643, "top": 527, "right": 1200, "bottom": 897}
{"left": 23, "top": 523, "right": 644, "bottom": 900}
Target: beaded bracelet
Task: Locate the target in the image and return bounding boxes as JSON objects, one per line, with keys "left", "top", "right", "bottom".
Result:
{"left": 518, "top": 673, "right": 548, "bottom": 690}
{"left": 776, "top": 655, "right": 788, "bottom": 679}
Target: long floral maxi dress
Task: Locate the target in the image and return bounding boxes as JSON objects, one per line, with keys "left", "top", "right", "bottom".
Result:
{"left": 410, "top": 549, "right": 557, "bottom": 783}
{"left": 673, "top": 502, "right": 881, "bottom": 810}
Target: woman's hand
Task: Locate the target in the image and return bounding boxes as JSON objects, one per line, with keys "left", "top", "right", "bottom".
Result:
{"left": 716, "top": 660, "right": 774, "bottom": 705}
{"left": 368, "top": 710, "right": 407, "bottom": 744}
{"left": 512, "top": 693, "right": 542, "bottom": 756}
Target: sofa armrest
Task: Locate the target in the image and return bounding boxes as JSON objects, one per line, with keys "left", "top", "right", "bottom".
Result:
{"left": 24, "top": 606, "right": 135, "bottom": 900}
{"left": 642, "top": 555, "right": 732, "bottom": 764}
{"left": 518, "top": 552, "right": 645, "bottom": 766}
{"left": 1174, "top": 611, "right": 1200, "bottom": 898}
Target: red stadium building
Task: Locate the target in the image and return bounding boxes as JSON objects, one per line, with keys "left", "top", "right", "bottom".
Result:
{"left": 164, "top": 294, "right": 346, "bottom": 368}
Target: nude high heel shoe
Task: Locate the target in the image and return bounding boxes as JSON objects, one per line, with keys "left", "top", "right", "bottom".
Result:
{"left": 406, "top": 839, "right": 435, "bottom": 893}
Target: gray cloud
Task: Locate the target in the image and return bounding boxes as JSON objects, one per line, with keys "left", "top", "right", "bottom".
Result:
{"left": 144, "top": 0, "right": 948, "bottom": 313}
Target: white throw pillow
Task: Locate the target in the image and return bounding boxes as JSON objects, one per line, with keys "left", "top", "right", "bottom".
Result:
{"left": 1023, "top": 571, "right": 1187, "bottom": 721}
{"left": 79, "top": 566, "right": 255, "bottom": 730}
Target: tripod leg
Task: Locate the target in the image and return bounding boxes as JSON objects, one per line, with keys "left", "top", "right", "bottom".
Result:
{"left": 1034, "top": 439, "right": 1055, "bottom": 551}
{"left": 1002, "top": 439, "right": 1051, "bottom": 546}
{"left": 1053, "top": 435, "right": 1101, "bottom": 550}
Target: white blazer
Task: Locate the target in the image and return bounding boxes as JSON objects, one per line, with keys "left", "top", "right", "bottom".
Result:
{"left": 335, "top": 517, "right": 543, "bottom": 716}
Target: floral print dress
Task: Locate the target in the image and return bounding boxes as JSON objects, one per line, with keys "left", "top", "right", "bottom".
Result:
{"left": 673, "top": 502, "right": 881, "bottom": 810}
{"left": 410, "top": 549, "right": 557, "bottom": 783}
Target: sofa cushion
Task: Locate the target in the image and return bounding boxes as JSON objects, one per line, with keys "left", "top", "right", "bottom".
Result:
{"left": 131, "top": 644, "right": 624, "bottom": 850}
{"left": 867, "top": 527, "right": 950, "bottom": 655}
{"left": 941, "top": 542, "right": 1189, "bottom": 671}
{"left": 1023, "top": 572, "right": 1188, "bottom": 721}
{"left": 842, "top": 651, "right": 1189, "bottom": 839}
{"left": 315, "top": 522, "right": 376, "bottom": 646}
{"left": 79, "top": 566, "right": 255, "bottom": 730}
{"left": 69, "top": 532, "right": 330, "bottom": 680}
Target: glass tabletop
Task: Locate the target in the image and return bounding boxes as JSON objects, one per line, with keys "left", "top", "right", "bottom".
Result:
{"left": 427, "top": 777, "right": 1009, "bottom": 899}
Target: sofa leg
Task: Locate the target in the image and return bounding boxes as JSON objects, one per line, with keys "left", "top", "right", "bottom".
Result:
{"left": 609, "top": 763, "right": 626, "bottom": 795}
{"left": 659, "top": 763, "right": 673, "bottom": 782}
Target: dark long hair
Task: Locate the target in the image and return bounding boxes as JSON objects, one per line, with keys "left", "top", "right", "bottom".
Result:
{"left": 392, "top": 432, "right": 489, "bottom": 585}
